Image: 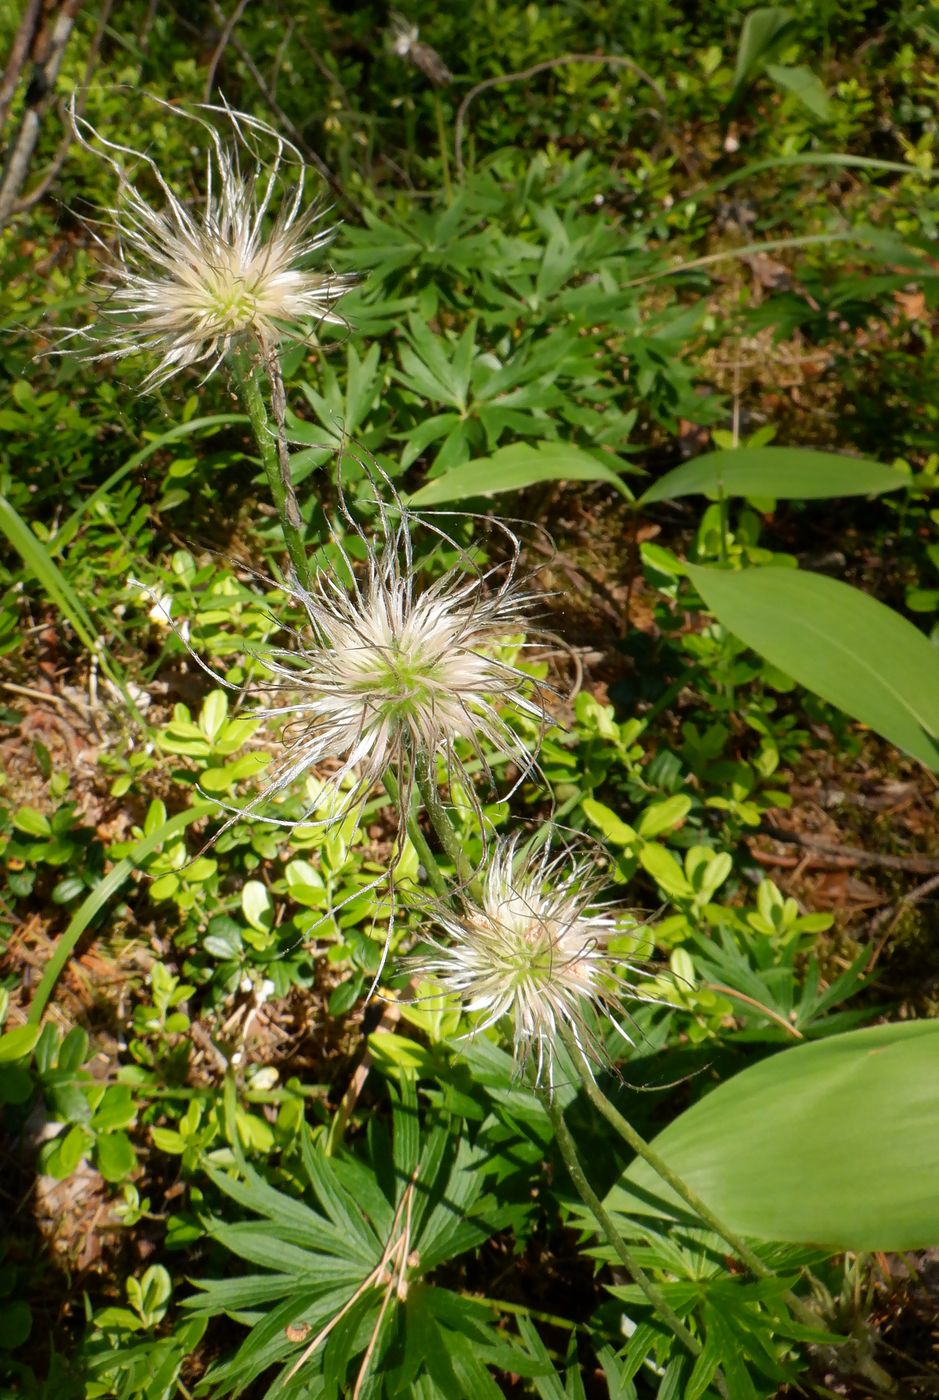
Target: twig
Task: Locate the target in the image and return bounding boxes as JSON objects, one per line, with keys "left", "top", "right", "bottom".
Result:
{"left": 325, "top": 999, "right": 402, "bottom": 1155}
{"left": 12, "top": 0, "right": 114, "bottom": 217}
{"left": 208, "top": 0, "right": 360, "bottom": 218}
{"left": 756, "top": 825, "right": 939, "bottom": 875}
{"left": 0, "top": 0, "right": 83, "bottom": 229}
{"left": 454, "top": 52, "right": 667, "bottom": 179}
{"left": 203, "top": 0, "right": 251, "bottom": 102}
{"left": 868, "top": 869, "right": 939, "bottom": 970}
{"left": 0, "top": 0, "right": 43, "bottom": 130}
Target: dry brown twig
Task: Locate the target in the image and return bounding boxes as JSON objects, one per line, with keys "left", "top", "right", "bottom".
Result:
{"left": 283, "top": 1166, "right": 420, "bottom": 1392}
{"left": 757, "top": 824, "right": 939, "bottom": 875}
{"left": 8, "top": 0, "right": 115, "bottom": 219}
{"left": 0, "top": 0, "right": 85, "bottom": 228}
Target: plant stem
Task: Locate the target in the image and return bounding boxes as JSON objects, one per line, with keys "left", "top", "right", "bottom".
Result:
{"left": 539, "top": 1088, "right": 730, "bottom": 1398}
{"left": 415, "top": 755, "right": 482, "bottom": 900}
{"left": 384, "top": 769, "right": 449, "bottom": 901}
{"left": 229, "top": 345, "right": 311, "bottom": 591}
{"left": 567, "top": 1037, "right": 823, "bottom": 1331}
{"left": 433, "top": 91, "right": 452, "bottom": 201}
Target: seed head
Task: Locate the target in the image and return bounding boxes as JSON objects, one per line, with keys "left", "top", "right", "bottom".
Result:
{"left": 411, "top": 837, "right": 647, "bottom": 1089}
{"left": 179, "top": 496, "right": 546, "bottom": 835}
{"left": 387, "top": 13, "right": 453, "bottom": 85}
{"left": 63, "top": 98, "right": 355, "bottom": 388}
{"left": 255, "top": 507, "right": 543, "bottom": 823}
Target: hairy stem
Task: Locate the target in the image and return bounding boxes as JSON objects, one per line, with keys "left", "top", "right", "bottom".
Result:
{"left": 567, "top": 1036, "right": 823, "bottom": 1331}
{"left": 415, "top": 755, "right": 482, "bottom": 900}
{"left": 384, "top": 769, "right": 448, "bottom": 901}
{"left": 230, "top": 345, "right": 311, "bottom": 591}
{"left": 539, "top": 1088, "right": 730, "bottom": 1398}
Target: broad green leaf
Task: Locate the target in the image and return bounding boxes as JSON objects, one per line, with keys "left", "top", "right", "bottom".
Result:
{"left": 640, "top": 448, "right": 902, "bottom": 504}
{"left": 731, "top": 6, "right": 797, "bottom": 98}
{"left": 607, "top": 1020, "right": 939, "bottom": 1250}
{"left": 687, "top": 564, "right": 939, "bottom": 770}
{"left": 0, "top": 1024, "right": 40, "bottom": 1063}
{"left": 95, "top": 1131, "right": 137, "bottom": 1183}
{"left": 636, "top": 794, "right": 692, "bottom": 838}
{"left": 581, "top": 797, "right": 638, "bottom": 847}
{"left": 241, "top": 881, "right": 274, "bottom": 933}
{"left": 0, "top": 1301, "right": 31, "bottom": 1349}
{"left": 766, "top": 63, "right": 831, "bottom": 119}
{"left": 200, "top": 690, "right": 228, "bottom": 742}
{"left": 638, "top": 844, "right": 691, "bottom": 899}
{"left": 408, "top": 442, "right": 633, "bottom": 506}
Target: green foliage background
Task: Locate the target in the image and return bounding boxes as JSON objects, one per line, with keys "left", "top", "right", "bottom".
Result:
{"left": 1, "top": 1, "right": 939, "bottom": 1397}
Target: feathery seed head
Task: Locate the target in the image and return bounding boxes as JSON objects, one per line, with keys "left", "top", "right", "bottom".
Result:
{"left": 387, "top": 14, "right": 453, "bottom": 85}
{"left": 207, "top": 498, "right": 546, "bottom": 833}
{"left": 64, "top": 98, "right": 355, "bottom": 388}
{"left": 411, "top": 837, "right": 646, "bottom": 1089}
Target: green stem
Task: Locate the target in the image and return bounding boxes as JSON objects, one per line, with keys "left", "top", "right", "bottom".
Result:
{"left": 567, "top": 1038, "right": 822, "bottom": 1331}
{"left": 433, "top": 91, "right": 452, "bottom": 201}
{"left": 229, "top": 346, "right": 311, "bottom": 592}
{"left": 384, "top": 769, "right": 449, "bottom": 901}
{"left": 415, "top": 756, "right": 483, "bottom": 900}
{"left": 539, "top": 1088, "right": 729, "bottom": 1398}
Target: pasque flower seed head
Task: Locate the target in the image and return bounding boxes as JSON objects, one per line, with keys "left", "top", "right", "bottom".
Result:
{"left": 412, "top": 836, "right": 646, "bottom": 1089}
{"left": 243, "top": 500, "right": 546, "bottom": 828}
{"left": 63, "top": 98, "right": 355, "bottom": 388}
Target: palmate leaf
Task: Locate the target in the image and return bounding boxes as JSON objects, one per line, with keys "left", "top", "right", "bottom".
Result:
{"left": 187, "top": 1093, "right": 519, "bottom": 1398}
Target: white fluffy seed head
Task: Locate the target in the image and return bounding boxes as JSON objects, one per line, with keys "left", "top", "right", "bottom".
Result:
{"left": 63, "top": 98, "right": 355, "bottom": 389}
{"left": 412, "top": 837, "right": 647, "bottom": 1090}
{"left": 222, "top": 501, "right": 547, "bottom": 832}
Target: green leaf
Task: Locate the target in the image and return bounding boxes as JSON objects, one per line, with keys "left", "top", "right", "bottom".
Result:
{"left": 0, "top": 1024, "right": 40, "bottom": 1063}
{"left": 95, "top": 1131, "right": 137, "bottom": 1183}
{"left": 636, "top": 794, "right": 692, "bottom": 838}
{"left": 731, "top": 6, "right": 798, "bottom": 97}
{"left": 12, "top": 806, "right": 51, "bottom": 837}
{"left": 638, "top": 845, "right": 691, "bottom": 899}
{"left": 408, "top": 442, "right": 633, "bottom": 506}
{"left": 200, "top": 690, "right": 228, "bottom": 742}
{"left": 41, "top": 1124, "right": 91, "bottom": 1179}
{"left": 27, "top": 802, "right": 215, "bottom": 1025}
{"left": 91, "top": 1084, "right": 137, "bottom": 1131}
{"left": 0, "top": 1066, "right": 33, "bottom": 1104}
{"left": 0, "top": 1301, "right": 31, "bottom": 1349}
{"left": 0, "top": 494, "right": 145, "bottom": 726}
{"left": 687, "top": 565, "right": 939, "bottom": 770}
{"left": 241, "top": 881, "right": 274, "bottom": 933}
{"left": 766, "top": 63, "right": 831, "bottom": 119}
{"left": 607, "top": 1020, "right": 939, "bottom": 1250}
{"left": 640, "top": 448, "right": 902, "bottom": 504}
{"left": 581, "top": 798, "right": 638, "bottom": 847}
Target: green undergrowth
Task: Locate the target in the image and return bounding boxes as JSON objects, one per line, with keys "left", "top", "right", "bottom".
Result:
{"left": 2, "top": 2, "right": 939, "bottom": 1398}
